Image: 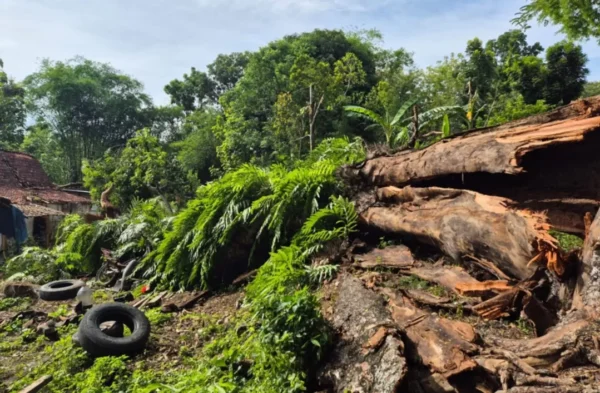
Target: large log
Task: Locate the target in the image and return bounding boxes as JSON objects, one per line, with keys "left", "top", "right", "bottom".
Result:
{"left": 574, "top": 209, "right": 600, "bottom": 311}
{"left": 345, "top": 98, "right": 600, "bottom": 234}
{"left": 361, "top": 186, "right": 558, "bottom": 280}
{"left": 352, "top": 99, "right": 600, "bottom": 188}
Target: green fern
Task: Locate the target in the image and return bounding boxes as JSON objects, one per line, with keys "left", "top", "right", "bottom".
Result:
{"left": 147, "top": 138, "right": 364, "bottom": 290}
{"left": 305, "top": 264, "right": 339, "bottom": 285}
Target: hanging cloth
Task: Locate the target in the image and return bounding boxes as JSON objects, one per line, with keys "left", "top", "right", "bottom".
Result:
{"left": 0, "top": 206, "right": 15, "bottom": 238}
{"left": 11, "top": 206, "right": 27, "bottom": 245}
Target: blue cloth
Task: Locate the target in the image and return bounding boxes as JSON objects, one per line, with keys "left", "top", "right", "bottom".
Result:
{"left": 11, "top": 206, "right": 27, "bottom": 245}
{"left": 0, "top": 207, "right": 15, "bottom": 238}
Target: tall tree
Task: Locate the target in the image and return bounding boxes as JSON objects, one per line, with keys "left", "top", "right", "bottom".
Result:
{"left": 164, "top": 68, "right": 217, "bottom": 112}
{"left": 24, "top": 57, "right": 152, "bottom": 181}
{"left": 172, "top": 110, "right": 220, "bottom": 182}
{"left": 290, "top": 52, "right": 366, "bottom": 150}
{"left": 543, "top": 41, "right": 589, "bottom": 105}
{"left": 207, "top": 52, "right": 250, "bottom": 95}
{"left": 463, "top": 38, "right": 498, "bottom": 100}
{"left": 0, "top": 58, "right": 26, "bottom": 150}
{"left": 20, "top": 121, "right": 70, "bottom": 184}
{"left": 514, "top": 1, "right": 600, "bottom": 42}
{"left": 215, "top": 29, "right": 377, "bottom": 169}
{"left": 486, "top": 30, "right": 543, "bottom": 68}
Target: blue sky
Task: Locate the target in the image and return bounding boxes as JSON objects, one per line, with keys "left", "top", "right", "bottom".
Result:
{"left": 2, "top": 0, "right": 599, "bottom": 104}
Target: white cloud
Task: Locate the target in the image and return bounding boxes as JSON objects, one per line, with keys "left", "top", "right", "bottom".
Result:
{"left": 0, "top": 0, "right": 598, "bottom": 105}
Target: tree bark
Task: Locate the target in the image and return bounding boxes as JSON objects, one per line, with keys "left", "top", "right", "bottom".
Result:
{"left": 342, "top": 97, "right": 600, "bottom": 234}
{"left": 360, "top": 186, "right": 558, "bottom": 281}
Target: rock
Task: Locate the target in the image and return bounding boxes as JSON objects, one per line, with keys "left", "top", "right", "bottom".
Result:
{"left": 36, "top": 320, "right": 57, "bottom": 340}
{"left": 113, "top": 292, "right": 134, "bottom": 303}
{"left": 319, "top": 275, "right": 407, "bottom": 393}
{"left": 2, "top": 282, "right": 38, "bottom": 299}
{"left": 99, "top": 321, "right": 124, "bottom": 337}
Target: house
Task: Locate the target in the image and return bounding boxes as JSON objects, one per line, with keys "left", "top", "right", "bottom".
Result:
{"left": 0, "top": 150, "right": 93, "bottom": 248}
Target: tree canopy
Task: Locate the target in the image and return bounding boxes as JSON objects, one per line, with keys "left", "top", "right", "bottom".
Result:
{"left": 514, "top": 1, "right": 600, "bottom": 43}
{"left": 0, "top": 59, "right": 26, "bottom": 150}
{"left": 0, "top": 27, "right": 593, "bottom": 192}
{"left": 24, "top": 57, "right": 153, "bottom": 181}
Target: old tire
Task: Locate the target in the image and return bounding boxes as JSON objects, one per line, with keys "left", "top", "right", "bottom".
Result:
{"left": 78, "top": 303, "right": 150, "bottom": 357}
{"left": 39, "top": 279, "right": 85, "bottom": 301}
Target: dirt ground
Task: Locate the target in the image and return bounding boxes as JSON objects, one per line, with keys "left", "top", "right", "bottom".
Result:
{"left": 0, "top": 285, "right": 245, "bottom": 390}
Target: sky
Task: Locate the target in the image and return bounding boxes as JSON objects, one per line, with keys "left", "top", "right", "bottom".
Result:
{"left": 1, "top": 0, "right": 600, "bottom": 105}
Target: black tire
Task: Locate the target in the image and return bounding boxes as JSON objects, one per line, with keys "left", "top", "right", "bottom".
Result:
{"left": 78, "top": 303, "right": 150, "bottom": 357}
{"left": 39, "top": 279, "right": 85, "bottom": 301}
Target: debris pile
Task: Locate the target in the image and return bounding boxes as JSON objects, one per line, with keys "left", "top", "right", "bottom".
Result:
{"left": 326, "top": 98, "right": 600, "bottom": 392}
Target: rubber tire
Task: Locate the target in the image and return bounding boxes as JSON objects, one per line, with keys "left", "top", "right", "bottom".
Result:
{"left": 39, "top": 279, "right": 85, "bottom": 301}
{"left": 77, "top": 303, "right": 150, "bottom": 357}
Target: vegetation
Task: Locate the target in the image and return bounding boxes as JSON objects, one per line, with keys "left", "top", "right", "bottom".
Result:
{"left": 1, "top": 15, "right": 600, "bottom": 392}
{"left": 514, "top": 0, "right": 600, "bottom": 43}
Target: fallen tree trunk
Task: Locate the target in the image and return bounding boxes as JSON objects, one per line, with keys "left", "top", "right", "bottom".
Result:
{"left": 344, "top": 98, "right": 600, "bottom": 234}
{"left": 361, "top": 186, "right": 559, "bottom": 280}
{"left": 350, "top": 99, "right": 600, "bottom": 188}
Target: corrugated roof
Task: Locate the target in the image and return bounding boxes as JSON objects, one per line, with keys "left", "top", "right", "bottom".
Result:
{"left": 0, "top": 150, "right": 91, "bottom": 205}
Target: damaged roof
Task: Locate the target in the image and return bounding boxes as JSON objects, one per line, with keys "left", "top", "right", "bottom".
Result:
{"left": 0, "top": 150, "right": 91, "bottom": 205}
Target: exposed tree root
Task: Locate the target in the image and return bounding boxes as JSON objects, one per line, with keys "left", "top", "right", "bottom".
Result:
{"left": 361, "top": 186, "right": 562, "bottom": 280}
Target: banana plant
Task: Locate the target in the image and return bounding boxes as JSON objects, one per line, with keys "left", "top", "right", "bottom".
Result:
{"left": 346, "top": 100, "right": 460, "bottom": 148}
{"left": 344, "top": 98, "right": 418, "bottom": 148}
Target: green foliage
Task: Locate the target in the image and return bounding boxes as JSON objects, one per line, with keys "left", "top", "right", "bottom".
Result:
{"left": 488, "top": 94, "right": 551, "bottom": 126}
{"left": 215, "top": 29, "right": 376, "bottom": 170}
{"left": 157, "top": 197, "right": 357, "bottom": 392}
{"left": 144, "top": 308, "right": 172, "bottom": 327}
{"left": 0, "top": 297, "right": 31, "bottom": 312}
{"left": 306, "top": 264, "right": 339, "bottom": 285}
{"left": 83, "top": 129, "right": 198, "bottom": 208}
{"left": 3, "top": 247, "right": 79, "bottom": 283}
{"left": 148, "top": 138, "right": 364, "bottom": 290}
{"left": 164, "top": 67, "right": 217, "bottom": 112}
{"left": 0, "top": 59, "right": 26, "bottom": 150}
{"left": 11, "top": 328, "right": 132, "bottom": 393}
{"left": 171, "top": 110, "right": 220, "bottom": 182}
{"left": 24, "top": 57, "right": 153, "bottom": 181}
{"left": 48, "top": 305, "right": 69, "bottom": 319}
{"left": 583, "top": 81, "right": 600, "bottom": 98}
{"left": 513, "top": 0, "right": 600, "bottom": 43}
{"left": 549, "top": 230, "right": 584, "bottom": 252}
{"left": 20, "top": 121, "right": 70, "bottom": 184}
{"left": 544, "top": 41, "right": 589, "bottom": 105}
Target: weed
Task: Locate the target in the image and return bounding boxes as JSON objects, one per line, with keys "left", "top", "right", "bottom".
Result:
{"left": 92, "top": 290, "right": 111, "bottom": 303}
{"left": 516, "top": 317, "right": 534, "bottom": 335}
{"left": 428, "top": 285, "right": 447, "bottom": 297}
{"left": 398, "top": 275, "right": 430, "bottom": 291}
{"left": 0, "top": 297, "right": 30, "bottom": 311}
{"left": 549, "top": 230, "right": 584, "bottom": 252}
{"left": 378, "top": 237, "right": 393, "bottom": 249}
{"left": 145, "top": 308, "right": 172, "bottom": 327}
{"left": 49, "top": 305, "right": 69, "bottom": 320}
